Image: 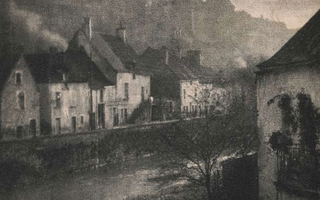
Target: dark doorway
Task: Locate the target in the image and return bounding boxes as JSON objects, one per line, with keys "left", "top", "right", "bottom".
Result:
{"left": 16, "top": 126, "right": 24, "bottom": 139}
{"left": 55, "top": 118, "right": 61, "bottom": 134}
{"left": 72, "top": 116, "right": 76, "bottom": 132}
{"left": 98, "top": 104, "right": 105, "bottom": 128}
{"left": 29, "top": 119, "right": 36, "bottom": 137}
{"left": 90, "top": 113, "right": 96, "bottom": 130}
{"left": 113, "top": 108, "right": 118, "bottom": 126}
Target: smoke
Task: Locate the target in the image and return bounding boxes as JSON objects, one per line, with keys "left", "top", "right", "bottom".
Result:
{"left": 8, "top": 1, "right": 67, "bottom": 52}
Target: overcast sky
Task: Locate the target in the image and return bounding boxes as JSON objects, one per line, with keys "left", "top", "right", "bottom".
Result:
{"left": 230, "top": 0, "right": 319, "bottom": 29}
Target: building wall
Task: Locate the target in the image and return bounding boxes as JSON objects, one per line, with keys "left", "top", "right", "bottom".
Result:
{"left": 105, "top": 72, "right": 151, "bottom": 126}
{"left": 1, "top": 57, "right": 40, "bottom": 140}
{"left": 180, "top": 80, "right": 227, "bottom": 117}
{"left": 257, "top": 66, "right": 320, "bottom": 200}
{"left": 39, "top": 82, "right": 90, "bottom": 135}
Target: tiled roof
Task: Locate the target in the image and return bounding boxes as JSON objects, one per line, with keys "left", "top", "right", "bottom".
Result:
{"left": 25, "top": 51, "right": 112, "bottom": 88}
{"left": 182, "top": 58, "right": 217, "bottom": 84}
{"left": 138, "top": 47, "right": 197, "bottom": 80}
{"left": 25, "top": 52, "right": 67, "bottom": 84}
{"left": 68, "top": 28, "right": 148, "bottom": 82}
{"left": 258, "top": 9, "right": 320, "bottom": 70}
{"left": 99, "top": 34, "right": 138, "bottom": 67}
{"left": 65, "top": 50, "right": 113, "bottom": 88}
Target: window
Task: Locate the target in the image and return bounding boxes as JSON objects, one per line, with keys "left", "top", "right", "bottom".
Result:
{"left": 169, "top": 102, "right": 173, "bottom": 113}
{"left": 184, "top": 89, "right": 186, "bottom": 99}
{"left": 56, "top": 92, "right": 61, "bottom": 107}
{"left": 100, "top": 90, "right": 104, "bottom": 102}
{"left": 81, "top": 116, "right": 84, "bottom": 124}
{"left": 16, "top": 126, "right": 24, "bottom": 139}
{"left": 18, "top": 92, "right": 25, "bottom": 109}
{"left": 121, "top": 109, "right": 124, "bottom": 118}
{"left": 124, "top": 108, "right": 128, "bottom": 121}
{"left": 16, "top": 72, "right": 21, "bottom": 84}
{"left": 29, "top": 119, "right": 36, "bottom": 137}
{"left": 124, "top": 83, "right": 129, "bottom": 100}
{"left": 195, "top": 88, "right": 197, "bottom": 98}
{"left": 72, "top": 116, "right": 76, "bottom": 132}
{"left": 141, "top": 86, "right": 145, "bottom": 101}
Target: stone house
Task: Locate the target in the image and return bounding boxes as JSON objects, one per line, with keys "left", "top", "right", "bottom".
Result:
{"left": 182, "top": 50, "right": 228, "bottom": 116}
{"left": 137, "top": 47, "right": 198, "bottom": 120}
{"left": 26, "top": 51, "right": 94, "bottom": 135}
{"left": 0, "top": 53, "right": 40, "bottom": 140}
{"left": 68, "top": 18, "right": 151, "bottom": 128}
{"left": 137, "top": 47, "right": 225, "bottom": 120}
{"left": 256, "top": 9, "right": 320, "bottom": 200}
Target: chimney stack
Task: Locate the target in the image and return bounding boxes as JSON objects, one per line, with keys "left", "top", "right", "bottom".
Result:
{"left": 116, "top": 22, "right": 126, "bottom": 43}
{"left": 84, "top": 17, "right": 92, "bottom": 41}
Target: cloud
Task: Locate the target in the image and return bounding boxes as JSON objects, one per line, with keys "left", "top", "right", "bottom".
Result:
{"left": 9, "top": 1, "right": 67, "bottom": 52}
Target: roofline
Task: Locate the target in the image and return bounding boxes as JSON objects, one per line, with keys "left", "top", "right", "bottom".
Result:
{"left": 255, "top": 58, "right": 320, "bottom": 75}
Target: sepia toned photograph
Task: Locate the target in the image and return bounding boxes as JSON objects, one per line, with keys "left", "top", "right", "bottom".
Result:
{"left": 0, "top": 0, "right": 319, "bottom": 199}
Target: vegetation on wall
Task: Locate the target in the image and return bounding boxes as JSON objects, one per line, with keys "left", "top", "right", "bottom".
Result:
{"left": 268, "top": 92, "right": 320, "bottom": 190}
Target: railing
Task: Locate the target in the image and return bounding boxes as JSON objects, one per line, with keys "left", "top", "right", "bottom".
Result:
{"left": 277, "top": 146, "right": 320, "bottom": 192}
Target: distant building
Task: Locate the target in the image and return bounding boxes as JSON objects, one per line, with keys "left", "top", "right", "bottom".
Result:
{"left": 137, "top": 47, "right": 226, "bottom": 120}
{"left": 182, "top": 50, "right": 228, "bottom": 116}
{"left": 68, "top": 18, "right": 151, "bottom": 127}
{"left": 0, "top": 53, "right": 40, "bottom": 140}
{"left": 137, "top": 47, "right": 197, "bottom": 120}
{"left": 256, "top": 9, "right": 320, "bottom": 200}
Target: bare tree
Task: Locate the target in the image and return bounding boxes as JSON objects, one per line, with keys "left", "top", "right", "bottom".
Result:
{"left": 156, "top": 95, "right": 257, "bottom": 200}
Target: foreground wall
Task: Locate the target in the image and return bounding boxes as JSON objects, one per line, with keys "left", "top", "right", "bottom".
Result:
{"left": 257, "top": 66, "right": 320, "bottom": 200}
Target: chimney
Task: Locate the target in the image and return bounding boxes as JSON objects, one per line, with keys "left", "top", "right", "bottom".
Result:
{"left": 187, "top": 50, "right": 201, "bottom": 66}
{"left": 116, "top": 22, "right": 126, "bottom": 43}
{"left": 84, "top": 17, "right": 92, "bottom": 41}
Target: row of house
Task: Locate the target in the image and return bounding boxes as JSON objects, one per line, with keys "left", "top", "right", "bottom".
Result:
{"left": 0, "top": 18, "right": 226, "bottom": 141}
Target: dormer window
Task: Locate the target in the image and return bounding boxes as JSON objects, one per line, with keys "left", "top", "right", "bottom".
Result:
{"left": 16, "top": 72, "right": 22, "bottom": 85}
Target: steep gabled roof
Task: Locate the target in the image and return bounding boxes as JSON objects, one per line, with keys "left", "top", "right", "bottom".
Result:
{"left": 68, "top": 29, "right": 118, "bottom": 84}
{"left": 68, "top": 28, "right": 148, "bottom": 82}
{"left": 99, "top": 34, "right": 138, "bottom": 66}
{"left": 0, "top": 52, "right": 23, "bottom": 92}
{"left": 258, "top": 9, "right": 320, "bottom": 70}
{"left": 65, "top": 50, "right": 113, "bottom": 88}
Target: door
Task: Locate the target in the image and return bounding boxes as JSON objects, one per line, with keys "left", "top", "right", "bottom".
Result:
{"left": 55, "top": 118, "right": 61, "bottom": 134}
{"left": 98, "top": 104, "right": 105, "bottom": 128}
{"left": 113, "top": 108, "right": 118, "bottom": 126}
{"left": 16, "top": 126, "right": 24, "bottom": 139}
{"left": 72, "top": 116, "right": 76, "bottom": 132}
{"left": 29, "top": 119, "right": 36, "bottom": 137}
